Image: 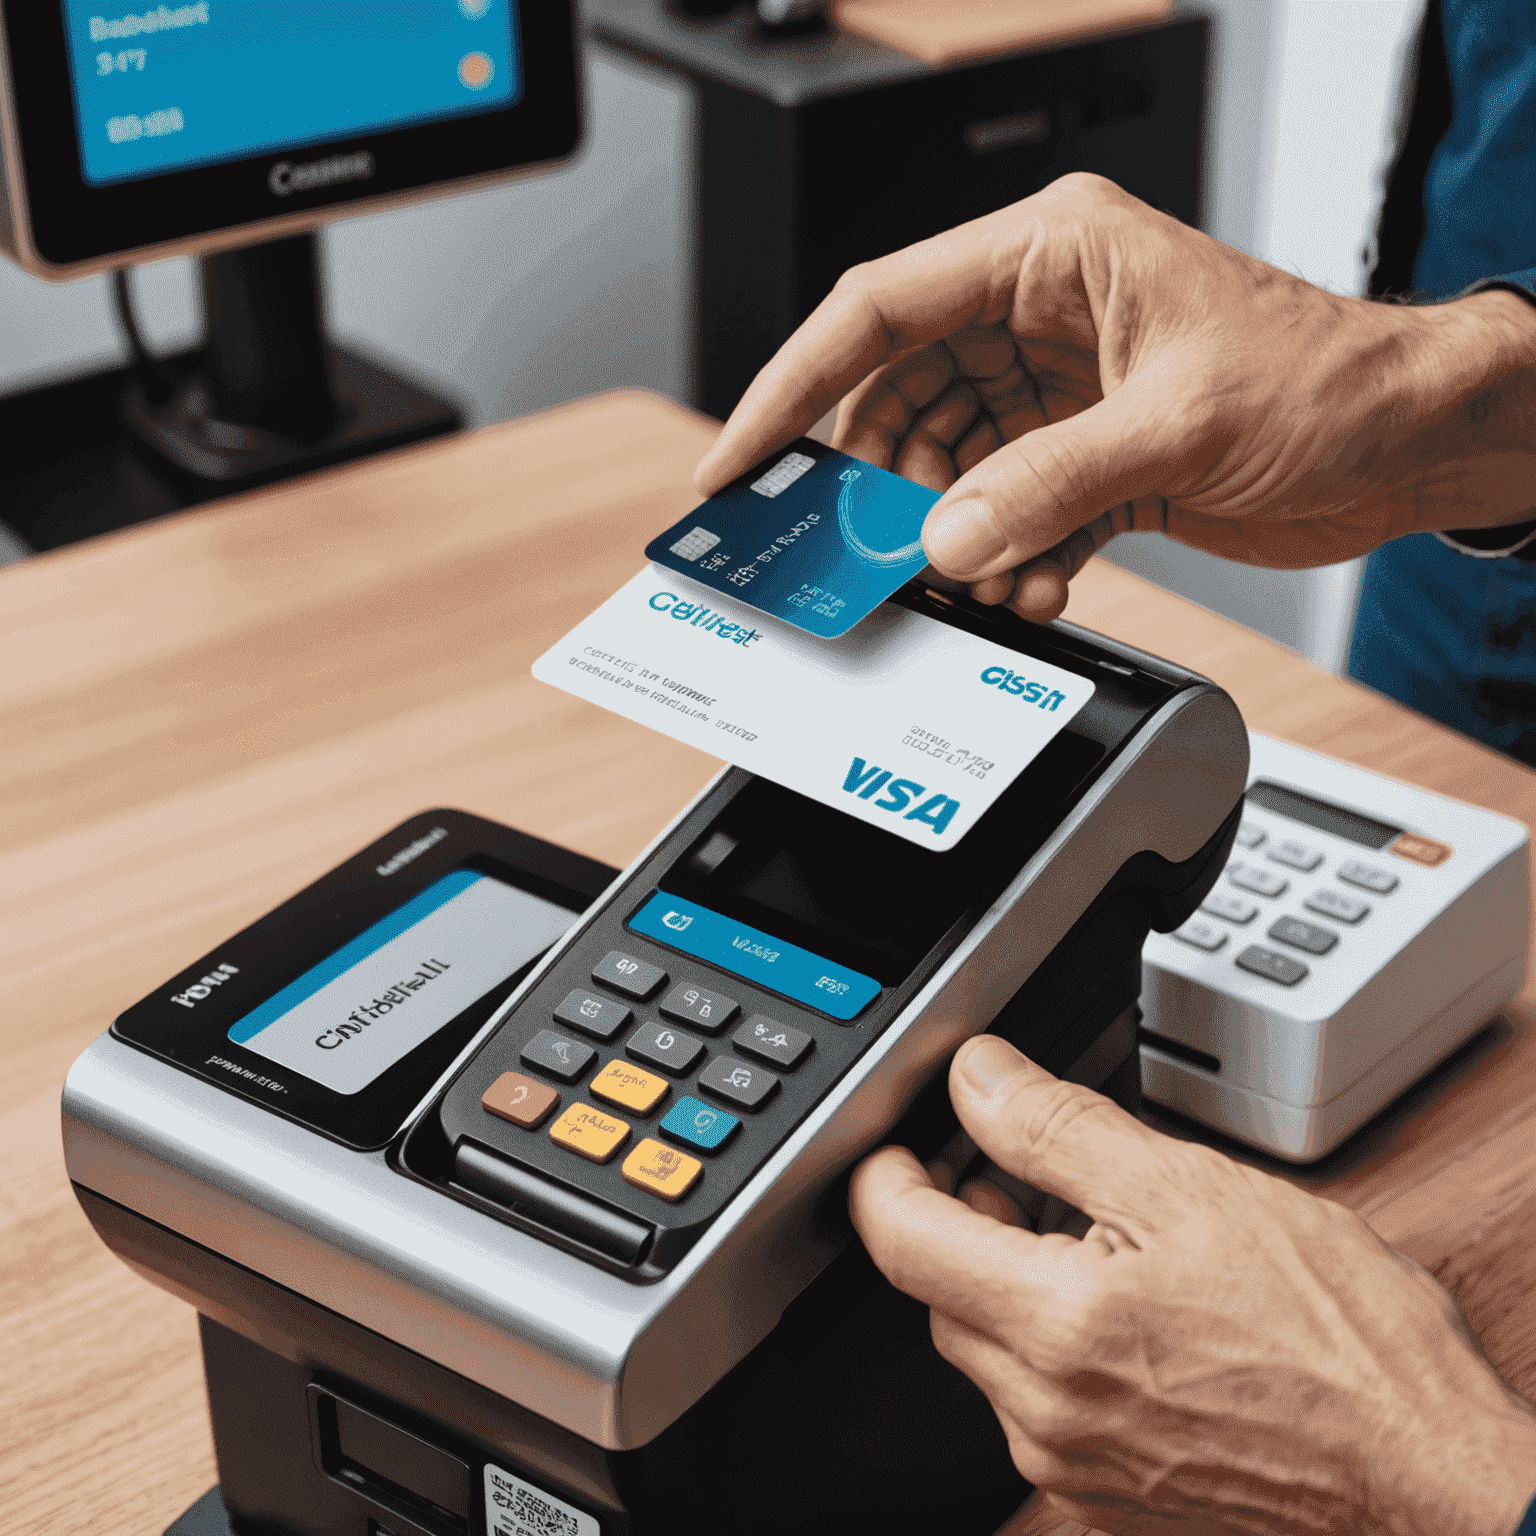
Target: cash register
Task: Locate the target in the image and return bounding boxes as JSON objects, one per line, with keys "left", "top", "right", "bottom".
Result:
{"left": 62, "top": 591, "right": 1249, "bottom": 1536}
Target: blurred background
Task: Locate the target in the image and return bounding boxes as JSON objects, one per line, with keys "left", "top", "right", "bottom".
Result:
{"left": 0, "top": 0, "right": 1422, "bottom": 669}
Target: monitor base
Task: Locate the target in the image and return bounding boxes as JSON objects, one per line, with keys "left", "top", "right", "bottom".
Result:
{"left": 0, "top": 343, "right": 461, "bottom": 553}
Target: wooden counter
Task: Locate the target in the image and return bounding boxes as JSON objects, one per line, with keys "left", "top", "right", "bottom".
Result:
{"left": 2, "top": 389, "right": 1532, "bottom": 1536}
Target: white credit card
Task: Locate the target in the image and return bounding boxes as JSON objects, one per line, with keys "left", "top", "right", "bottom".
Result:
{"left": 532, "top": 568, "right": 1095, "bottom": 852}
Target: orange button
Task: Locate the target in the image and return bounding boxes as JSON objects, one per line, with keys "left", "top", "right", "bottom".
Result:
{"left": 549, "top": 1103, "right": 630, "bottom": 1163}
{"left": 481, "top": 1071, "right": 560, "bottom": 1130}
{"left": 622, "top": 1138, "right": 703, "bottom": 1202}
{"left": 1391, "top": 832, "right": 1452, "bottom": 867}
{"left": 590, "top": 1060, "right": 669, "bottom": 1115}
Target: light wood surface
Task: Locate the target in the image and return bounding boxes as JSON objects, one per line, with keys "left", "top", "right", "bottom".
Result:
{"left": 2, "top": 388, "right": 1533, "bottom": 1536}
{"left": 832, "top": 0, "right": 1173, "bottom": 67}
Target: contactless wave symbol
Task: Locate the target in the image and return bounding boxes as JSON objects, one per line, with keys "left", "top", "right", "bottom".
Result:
{"left": 836, "top": 467, "right": 925, "bottom": 568}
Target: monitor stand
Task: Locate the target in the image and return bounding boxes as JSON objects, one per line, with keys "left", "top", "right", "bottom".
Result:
{"left": 0, "top": 231, "right": 461, "bottom": 553}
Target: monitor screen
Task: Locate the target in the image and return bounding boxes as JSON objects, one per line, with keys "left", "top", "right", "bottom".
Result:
{"left": 63, "top": 0, "right": 522, "bottom": 187}
{"left": 1, "top": 0, "right": 577, "bottom": 272}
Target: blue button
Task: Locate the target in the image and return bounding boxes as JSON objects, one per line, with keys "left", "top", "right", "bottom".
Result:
{"left": 660, "top": 1095, "right": 739, "bottom": 1154}
{"left": 628, "top": 893, "right": 881, "bottom": 1021}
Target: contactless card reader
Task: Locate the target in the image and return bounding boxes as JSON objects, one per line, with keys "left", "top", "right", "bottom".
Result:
{"left": 62, "top": 589, "right": 1248, "bottom": 1536}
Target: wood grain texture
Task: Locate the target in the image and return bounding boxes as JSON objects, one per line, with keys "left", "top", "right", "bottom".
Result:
{"left": 1, "top": 389, "right": 1532, "bottom": 1536}
{"left": 831, "top": 0, "right": 1173, "bottom": 67}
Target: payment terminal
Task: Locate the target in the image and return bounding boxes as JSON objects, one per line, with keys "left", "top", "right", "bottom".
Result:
{"left": 63, "top": 588, "right": 1248, "bottom": 1536}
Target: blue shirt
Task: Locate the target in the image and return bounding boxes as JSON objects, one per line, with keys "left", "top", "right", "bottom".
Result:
{"left": 1347, "top": 0, "right": 1536, "bottom": 766}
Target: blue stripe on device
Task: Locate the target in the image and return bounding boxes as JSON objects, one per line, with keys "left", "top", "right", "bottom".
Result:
{"left": 228, "top": 868, "right": 481, "bottom": 1044}
{"left": 627, "top": 893, "right": 880, "bottom": 1021}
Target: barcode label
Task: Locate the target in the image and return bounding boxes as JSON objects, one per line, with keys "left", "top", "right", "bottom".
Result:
{"left": 484, "top": 1464, "right": 599, "bottom": 1536}
{"left": 749, "top": 450, "right": 815, "bottom": 498}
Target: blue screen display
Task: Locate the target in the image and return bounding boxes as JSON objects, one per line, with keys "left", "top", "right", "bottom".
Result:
{"left": 61, "top": 0, "right": 522, "bottom": 187}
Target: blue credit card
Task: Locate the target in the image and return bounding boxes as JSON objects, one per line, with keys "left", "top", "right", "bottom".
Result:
{"left": 644, "top": 440, "right": 940, "bottom": 638}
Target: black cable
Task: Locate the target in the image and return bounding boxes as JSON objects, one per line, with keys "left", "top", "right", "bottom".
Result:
{"left": 111, "top": 267, "right": 175, "bottom": 404}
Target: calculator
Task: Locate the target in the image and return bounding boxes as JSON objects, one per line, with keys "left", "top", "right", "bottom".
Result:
{"left": 1140, "top": 732, "right": 1529, "bottom": 1162}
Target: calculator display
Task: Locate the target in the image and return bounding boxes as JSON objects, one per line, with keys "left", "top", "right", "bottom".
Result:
{"left": 229, "top": 869, "right": 572, "bottom": 1095}
{"left": 1245, "top": 780, "right": 1401, "bottom": 850}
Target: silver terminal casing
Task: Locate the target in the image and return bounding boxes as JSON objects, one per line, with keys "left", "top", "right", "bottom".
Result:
{"left": 64, "top": 675, "right": 1246, "bottom": 1450}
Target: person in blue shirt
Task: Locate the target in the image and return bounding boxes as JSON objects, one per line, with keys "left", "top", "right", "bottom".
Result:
{"left": 1352, "top": 0, "right": 1536, "bottom": 765}
{"left": 692, "top": 6, "right": 1536, "bottom": 1529}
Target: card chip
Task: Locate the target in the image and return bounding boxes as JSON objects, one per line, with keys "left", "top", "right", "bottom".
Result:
{"left": 670, "top": 527, "right": 721, "bottom": 561}
{"left": 749, "top": 451, "right": 815, "bottom": 499}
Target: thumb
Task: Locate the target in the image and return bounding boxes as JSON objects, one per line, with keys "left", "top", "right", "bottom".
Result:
{"left": 949, "top": 1035, "right": 1180, "bottom": 1241}
{"left": 921, "top": 383, "right": 1174, "bottom": 585}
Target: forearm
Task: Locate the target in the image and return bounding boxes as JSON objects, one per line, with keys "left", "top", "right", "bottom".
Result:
{"left": 1396, "top": 288, "right": 1536, "bottom": 535}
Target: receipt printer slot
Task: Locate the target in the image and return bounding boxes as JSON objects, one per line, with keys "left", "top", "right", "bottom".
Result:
{"left": 308, "top": 1385, "right": 469, "bottom": 1534}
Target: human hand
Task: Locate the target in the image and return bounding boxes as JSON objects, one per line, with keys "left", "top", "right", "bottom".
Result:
{"left": 695, "top": 174, "right": 1536, "bottom": 623}
{"left": 849, "top": 1036, "right": 1536, "bottom": 1536}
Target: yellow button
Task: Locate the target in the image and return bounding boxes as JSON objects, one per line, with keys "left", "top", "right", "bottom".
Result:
{"left": 622, "top": 1138, "right": 703, "bottom": 1202}
{"left": 590, "top": 1059, "right": 670, "bottom": 1115}
{"left": 549, "top": 1103, "right": 630, "bottom": 1164}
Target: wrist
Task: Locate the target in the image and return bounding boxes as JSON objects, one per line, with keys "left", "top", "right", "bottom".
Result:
{"left": 1380, "top": 1405, "right": 1536, "bottom": 1536}
{"left": 1397, "top": 289, "right": 1536, "bottom": 535}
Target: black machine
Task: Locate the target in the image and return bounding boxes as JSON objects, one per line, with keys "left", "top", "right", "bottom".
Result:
{"left": 63, "top": 595, "right": 1249, "bottom": 1536}
{"left": 588, "top": 0, "right": 1208, "bottom": 419}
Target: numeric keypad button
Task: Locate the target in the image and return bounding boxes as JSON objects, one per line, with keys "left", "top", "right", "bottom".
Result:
{"left": 592, "top": 951, "right": 667, "bottom": 1000}
{"left": 1228, "top": 863, "right": 1288, "bottom": 899}
{"left": 1171, "top": 917, "right": 1226, "bottom": 952}
{"left": 625, "top": 1020, "right": 705, "bottom": 1076}
{"left": 1339, "top": 860, "right": 1398, "bottom": 895}
{"left": 733, "top": 1015, "right": 814, "bottom": 1070}
{"left": 698, "top": 1055, "right": 779, "bottom": 1112}
{"left": 1266, "top": 838, "right": 1323, "bottom": 872}
{"left": 1201, "top": 890, "right": 1258, "bottom": 924}
{"left": 554, "top": 989, "right": 632, "bottom": 1042}
{"left": 1235, "top": 945, "right": 1309, "bottom": 987}
{"left": 520, "top": 1029, "right": 597, "bottom": 1083}
{"left": 1267, "top": 915, "right": 1338, "bottom": 955}
{"left": 1304, "top": 888, "right": 1369, "bottom": 924}
{"left": 659, "top": 982, "right": 739, "bottom": 1035}
{"left": 1234, "top": 822, "right": 1266, "bottom": 848}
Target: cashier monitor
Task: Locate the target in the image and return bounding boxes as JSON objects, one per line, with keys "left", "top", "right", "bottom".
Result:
{"left": 0, "top": 0, "right": 579, "bottom": 274}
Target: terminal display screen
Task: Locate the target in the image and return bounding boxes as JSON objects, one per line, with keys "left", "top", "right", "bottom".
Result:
{"left": 228, "top": 868, "right": 570, "bottom": 1096}
{"left": 60, "top": 0, "right": 522, "bottom": 187}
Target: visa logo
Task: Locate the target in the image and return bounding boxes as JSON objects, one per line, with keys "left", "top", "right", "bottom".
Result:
{"left": 842, "top": 758, "right": 960, "bottom": 836}
{"left": 980, "top": 665, "right": 1068, "bottom": 710}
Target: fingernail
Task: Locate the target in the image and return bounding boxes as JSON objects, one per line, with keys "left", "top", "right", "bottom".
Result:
{"left": 959, "top": 1036, "right": 1021, "bottom": 1098}
{"left": 925, "top": 498, "right": 1006, "bottom": 575}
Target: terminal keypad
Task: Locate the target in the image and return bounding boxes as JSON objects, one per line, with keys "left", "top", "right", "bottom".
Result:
{"left": 459, "top": 920, "right": 870, "bottom": 1245}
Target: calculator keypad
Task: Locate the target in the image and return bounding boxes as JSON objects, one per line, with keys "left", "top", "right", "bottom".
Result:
{"left": 1167, "top": 799, "right": 1408, "bottom": 992}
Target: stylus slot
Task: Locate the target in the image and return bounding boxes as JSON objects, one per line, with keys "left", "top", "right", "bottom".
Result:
{"left": 453, "top": 1140, "right": 654, "bottom": 1266}
{"left": 1137, "top": 1026, "right": 1221, "bottom": 1076}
